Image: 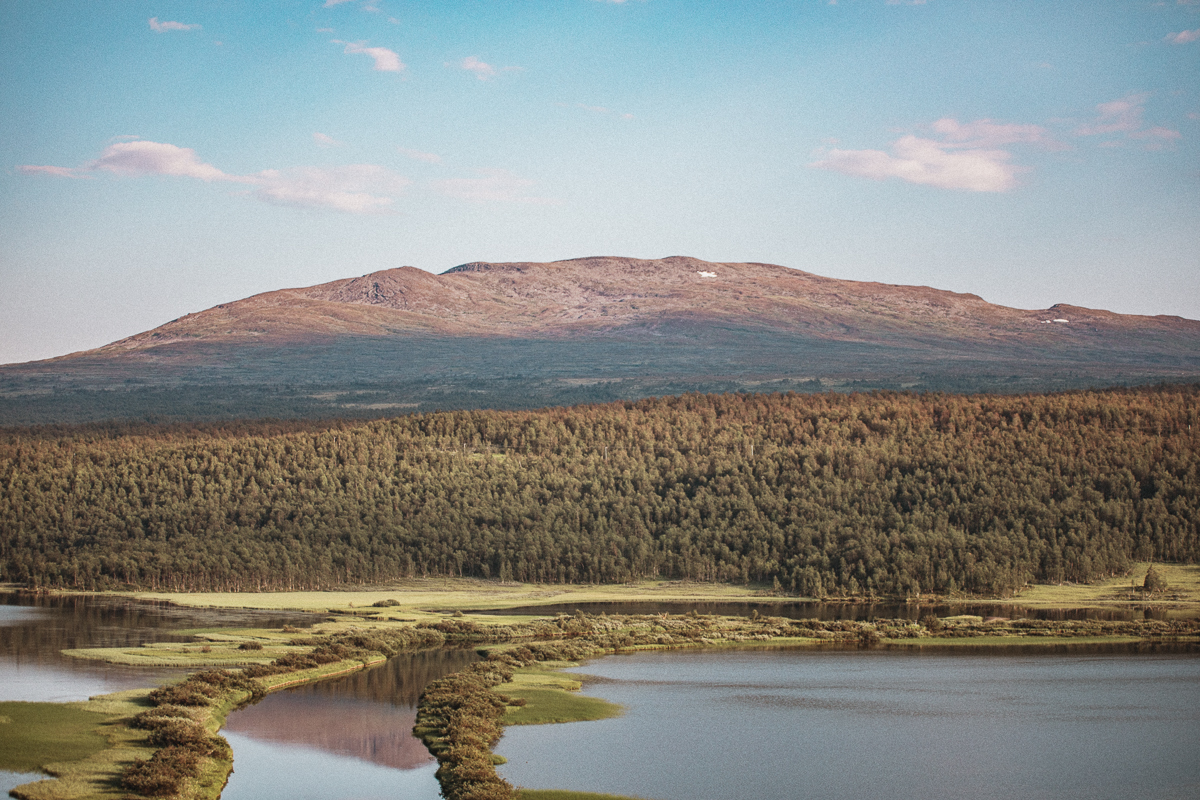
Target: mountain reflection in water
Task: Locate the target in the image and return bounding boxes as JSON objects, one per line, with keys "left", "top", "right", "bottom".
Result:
{"left": 225, "top": 693, "right": 431, "bottom": 769}
{"left": 223, "top": 648, "right": 476, "bottom": 775}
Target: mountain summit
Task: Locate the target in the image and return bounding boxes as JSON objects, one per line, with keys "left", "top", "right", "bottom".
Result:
{"left": 101, "top": 255, "right": 1193, "bottom": 348}
{"left": 4, "top": 256, "right": 1198, "bottom": 424}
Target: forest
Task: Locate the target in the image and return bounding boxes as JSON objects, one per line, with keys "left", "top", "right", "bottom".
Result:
{"left": 1, "top": 385, "right": 1197, "bottom": 597}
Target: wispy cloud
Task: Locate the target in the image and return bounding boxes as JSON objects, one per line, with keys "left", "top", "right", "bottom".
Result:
{"left": 148, "top": 18, "right": 200, "bottom": 33}
{"left": 810, "top": 117, "right": 1053, "bottom": 192}
{"left": 460, "top": 56, "right": 496, "bottom": 80}
{"left": 1076, "top": 94, "right": 1180, "bottom": 148}
{"left": 432, "top": 168, "right": 557, "bottom": 204}
{"left": 340, "top": 41, "right": 404, "bottom": 72}
{"left": 89, "top": 141, "right": 238, "bottom": 182}
{"left": 18, "top": 139, "right": 409, "bottom": 214}
{"left": 313, "top": 132, "right": 343, "bottom": 147}
{"left": 930, "top": 118, "right": 1062, "bottom": 149}
{"left": 812, "top": 136, "right": 1019, "bottom": 192}
{"left": 324, "top": 0, "right": 356, "bottom": 7}
{"left": 252, "top": 165, "right": 409, "bottom": 213}
{"left": 1166, "top": 28, "right": 1200, "bottom": 44}
{"left": 16, "top": 165, "right": 88, "bottom": 179}
{"left": 399, "top": 148, "right": 443, "bottom": 164}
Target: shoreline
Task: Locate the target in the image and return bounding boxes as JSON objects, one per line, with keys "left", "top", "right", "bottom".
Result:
{"left": 4, "top": 574, "right": 1198, "bottom": 800}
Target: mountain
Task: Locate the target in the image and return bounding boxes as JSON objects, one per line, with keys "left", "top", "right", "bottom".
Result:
{"left": 3, "top": 256, "right": 1199, "bottom": 424}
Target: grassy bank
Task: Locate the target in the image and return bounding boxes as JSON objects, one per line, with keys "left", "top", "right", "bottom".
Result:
{"left": 5, "top": 690, "right": 157, "bottom": 800}
{"left": 501, "top": 664, "right": 622, "bottom": 726}
{"left": 8, "top": 622, "right": 440, "bottom": 800}
{"left": 124, "top": 564, "right": 1200, "bottom": 620}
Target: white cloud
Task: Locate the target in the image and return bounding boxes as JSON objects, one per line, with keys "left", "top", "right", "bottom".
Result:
{"left": 251, "top": 165, "right": 409, "bottom": 214}
{"left": 16, "top": 165, "right": 87, "bottom": 179}
{"left": 1166, "top": 28, "right": 1200, "bottom": 44}
{"left": 461, "top": 56, "right": 496, "bottom": 80}
{"left": 812, "top": 135, "right": 1018, "bottom": 192}
{"left": 1076, "top": 94, "right": 1180, "bottom": 147}
{"left": 399, "top": 148, "right": 442, "bottom": 164}
{"left": 324, "top": 0, "right": 356, "bottom": 6}
{"left": 432, "top": 168, "right": 557, "bottom": 204}
{"left": 21, "top": 139, "right": 409, "bottom": 214}
{"left": 1076, "top": 94, "right": 1149, "bottom": 136}
{"left": 809, "top": 116, "right": 1053, "bottom": 192}
{"left": 88, "top": 141, "right": 238, "bottom": 182}
{"left": 148, "top": 18, "right": 200, "bottom": 33}
{"left": 313, "top": 132, "right": 343, "bottom": 147}
{"left": 342, "top": 41, "right": 404, "bottom": 72}
{"left": 930, "top": 117, "right": 1061, "bottom": 149}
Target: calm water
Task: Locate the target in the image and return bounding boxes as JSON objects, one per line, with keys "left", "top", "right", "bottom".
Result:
{"left": 0, "top": 593, "right": 317, "bottom": 796}
{"left": 496, "top": 648, "right": 1200, "bottom": 800}
{"left": 220, "top": 648, "right": 478, "bottom": 800}
{"left": 0, "top": 593, "right": 315, "bottom": 702}
{"left": 7, "top": 594, "right": 1199, "bottom": 800}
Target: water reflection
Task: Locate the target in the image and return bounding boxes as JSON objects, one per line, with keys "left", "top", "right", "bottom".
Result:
{"left": 221, "top": 648, "right": 477, "bottom": 800}
{"left": 225, "top": 649, "right": 477, "bottom": 770}
{"left": 0, "top": 592, "right": 316, "bottom": 702}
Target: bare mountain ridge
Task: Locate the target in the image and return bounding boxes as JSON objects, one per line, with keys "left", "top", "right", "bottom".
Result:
{"left": 4, "top": 256, "right": 1198, "bottom": 424}
{"left": 98, "top": 255, "right": 1197, "bottom": 353}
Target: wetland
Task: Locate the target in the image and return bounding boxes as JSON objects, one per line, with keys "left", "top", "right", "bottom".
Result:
{"left": 3, "top": 579, "right": 1199, "bottom": 800}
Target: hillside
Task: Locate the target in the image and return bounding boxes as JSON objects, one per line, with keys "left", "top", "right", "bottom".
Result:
{"left": 3, "top": 387, "right": 1196, "bottom": 594}
{"left": 3, "top": 256, "right": 1198, "bottom": 424}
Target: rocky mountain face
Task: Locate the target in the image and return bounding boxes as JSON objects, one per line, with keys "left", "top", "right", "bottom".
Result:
{"left": 4, "top": 256, "right": 1198, "bottom": 424}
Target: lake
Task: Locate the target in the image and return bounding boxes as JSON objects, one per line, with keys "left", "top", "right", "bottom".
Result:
{"left": 496, "top": 648, "right": 1200, "bottom": 800}
{"left": 0, "top": 593, "right": 469, "bottom": 800}
{"left": 4, "top": 594, "right": 1198, "bottom": 800}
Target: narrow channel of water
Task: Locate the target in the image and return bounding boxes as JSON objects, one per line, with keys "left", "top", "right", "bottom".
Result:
{"left": 220, "top": 648, "right": 478, "bottom": 800}
{"left": 496, "top": 647, "right": 1200, "bottom": 800}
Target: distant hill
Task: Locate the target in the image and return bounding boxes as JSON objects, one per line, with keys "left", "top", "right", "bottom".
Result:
{"left": 3, "top": 256, "right": 1199, "bottom": 424}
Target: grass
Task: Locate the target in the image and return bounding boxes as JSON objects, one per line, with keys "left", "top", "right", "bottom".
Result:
{"left": 502, "top": 666, "right": 622, "bottom": 726}
{"left": 0, "top": 703, "right": 113, "bottom": 773}
{"left": 125, "top": 577, "right": 787, "bottom": 617}
{"left": 7, "top": 690, "right": 157, "bottom": 800}
{"left": 120, "top": 565, "right": 1200, "bottom": 621}
{"left": 1000, "top": 563, "right": 1200, "bottom": 618}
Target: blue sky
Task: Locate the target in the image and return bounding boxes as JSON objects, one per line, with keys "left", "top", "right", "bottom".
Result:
{"left": 2, "top": 0, "right": 1198, "bottom": 365}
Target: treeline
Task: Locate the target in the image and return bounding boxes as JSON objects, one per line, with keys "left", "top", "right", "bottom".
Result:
{"left": 1, "top": 386, "right": 1197, "bottom": 597}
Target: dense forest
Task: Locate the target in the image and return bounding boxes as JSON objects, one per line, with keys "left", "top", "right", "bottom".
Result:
{"left": 1, "top": 386, "right": 1197, "bottom": 597}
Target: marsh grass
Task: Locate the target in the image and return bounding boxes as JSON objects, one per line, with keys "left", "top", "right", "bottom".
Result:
{"left": 502, "top": 687, "right": 621, "bottom": 726}
{"left": 7, "top": 690, "right": 157, "bottom": 800}
{"left": 126, "top": 565, "right": 1200, "bottom": 619}
{"left": 1003, "top": 563, "right": 1200, "bottom": 617}
{"left": 130, "top": 578, "right": 782, "bottom": 616}
{"left": 0, "top": 703, "right": 112, "bottom": 773}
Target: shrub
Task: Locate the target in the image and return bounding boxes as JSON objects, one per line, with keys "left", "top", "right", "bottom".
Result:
{"left": 121, "top": 746, "right": 202, "bottom": 796}
{"left": 1144, "top": 565, "right": 1168, "bottom": 593}
{"left": 238, "top": 641, "right": 264, "bottom": 651}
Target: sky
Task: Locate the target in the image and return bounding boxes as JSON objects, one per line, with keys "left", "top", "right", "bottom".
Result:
{"left": 1, "top": 0, "right": 1198, "bottom": 365}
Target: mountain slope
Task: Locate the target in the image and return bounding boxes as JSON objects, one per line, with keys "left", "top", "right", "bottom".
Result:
{"left": 3, "top": 256, "right": 1198, "bottom": 424}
